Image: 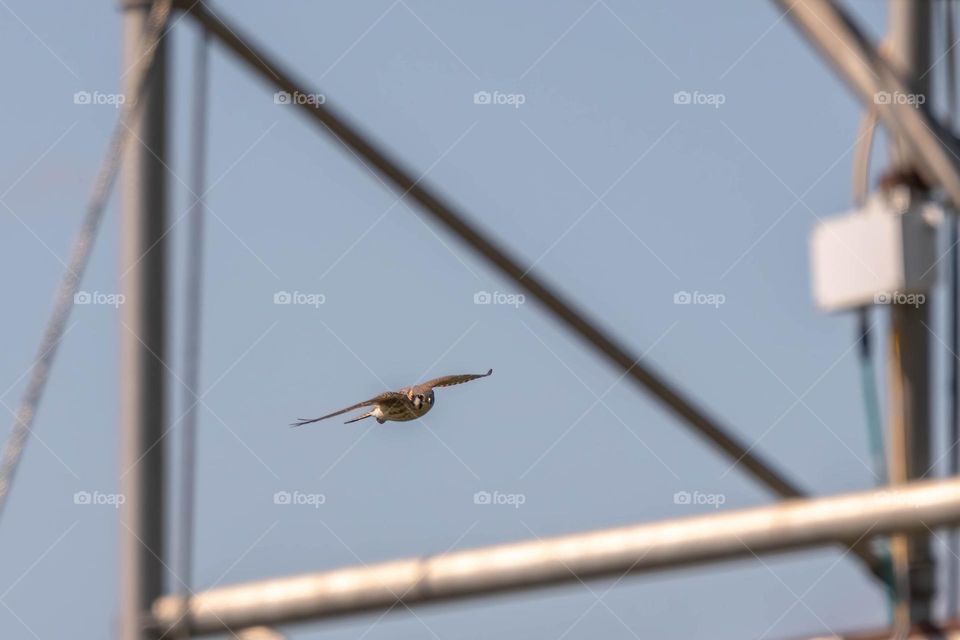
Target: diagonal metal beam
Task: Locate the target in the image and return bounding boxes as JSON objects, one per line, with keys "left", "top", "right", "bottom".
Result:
{"left": 178, "top": 1, "right": 887, "bottom": 581}
{"left": 776, "top": 0, "right": 960, "bottom": 206}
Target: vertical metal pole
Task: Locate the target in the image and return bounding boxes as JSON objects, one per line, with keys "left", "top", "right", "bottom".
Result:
{"left": 943, "top": 0, "right": 960, "bottom": 620}
{"left": 119, "top": 1, "right": 168, "bottom": 638}
{"left": 885, "top": 0, "right": 934, "bottom": 627}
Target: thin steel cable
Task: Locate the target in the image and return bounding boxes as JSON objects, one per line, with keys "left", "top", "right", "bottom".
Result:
{"left": 849, "top": 47, "right": 886, "bottom": 482}
{"left": 852, "top": 109, "right": 878, "bottom": 209}
{"left": 0, "top": 0, "right": 175, "bottom": 523}
{"left": 850, "top": 79, "right": 886, "bottom": 490}
{"left": 856, "top": 309, "right": 896, "bottom": 617}
{"left": 851, "top": 105, "right": 896, "bottom": 605}
{"left": 856, "top": 312, "right": 886, "bottom": 485}
{"left": 174, "top": 19, "right": 210, "bottom": 640}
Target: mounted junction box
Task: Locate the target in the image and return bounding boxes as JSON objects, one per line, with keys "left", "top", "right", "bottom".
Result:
{"left": 809, "top": 191, "right": 941, "bottom": 312}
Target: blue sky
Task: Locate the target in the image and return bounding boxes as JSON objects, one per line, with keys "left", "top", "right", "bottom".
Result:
{"left": 2, "top": 1, "right": 956, "bottom": 638}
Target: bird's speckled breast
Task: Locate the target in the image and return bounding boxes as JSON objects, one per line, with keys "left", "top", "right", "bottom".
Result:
{"left": 380, "top": 399, "right": 433, "bottom": 422}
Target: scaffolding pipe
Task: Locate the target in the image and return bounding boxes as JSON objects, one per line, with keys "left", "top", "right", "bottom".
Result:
{"left": 119, "top": 1, "right": 170, "bottom": 638}
{"left": 152, "top": 477, "right": 960, "bottom": 635}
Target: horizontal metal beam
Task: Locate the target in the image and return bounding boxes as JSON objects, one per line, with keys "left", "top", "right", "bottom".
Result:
{"left": 776, "top": 0, "right": 960, "bottom": 205}
{"left": 153, "top": 477, "right": 960, "bottom": 635}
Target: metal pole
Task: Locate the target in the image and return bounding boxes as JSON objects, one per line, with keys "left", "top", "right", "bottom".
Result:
{"left": 175, "top": 19, "right": 210, "bottom": 640}
{"left": 151, "top": 477, "right": 960, "bottom": 635}
{"left": 885, "top": 0, "right": 934, "bottom": 627}
{"left": 119, "top": 1, "right": 168, "bottom": 638}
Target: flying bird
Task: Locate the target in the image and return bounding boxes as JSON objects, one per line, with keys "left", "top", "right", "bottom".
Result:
{"left": 291, "top": 369, "right": 493, "bottom": 427}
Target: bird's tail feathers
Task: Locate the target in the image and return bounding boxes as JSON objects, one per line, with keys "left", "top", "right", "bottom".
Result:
{"left": 344, "top": 411, "right": 374, "bottom": 424}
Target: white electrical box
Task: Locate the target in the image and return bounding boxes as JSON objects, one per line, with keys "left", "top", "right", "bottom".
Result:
{"left": 809, "top": 193, "right": 941, "bottom": 312}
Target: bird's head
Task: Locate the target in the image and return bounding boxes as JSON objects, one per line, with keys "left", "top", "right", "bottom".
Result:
{"left": 411, "top": 389, "right": 435, "bottom": 410}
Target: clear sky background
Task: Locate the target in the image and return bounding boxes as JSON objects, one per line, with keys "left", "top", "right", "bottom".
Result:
{"left": 2, "top": 1, "right": 957, "bottom": 638}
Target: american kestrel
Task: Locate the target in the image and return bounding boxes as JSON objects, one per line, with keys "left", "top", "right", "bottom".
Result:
{"left": 291, "top": 369, "right": 492, "bottom": 426}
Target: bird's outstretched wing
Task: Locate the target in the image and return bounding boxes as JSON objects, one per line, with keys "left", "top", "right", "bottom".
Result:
{"left": 290, "top": 392, "right": 404, "bottom": 427}
{"left": 422, "top": 369, "right": 492, "bottom": 390}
